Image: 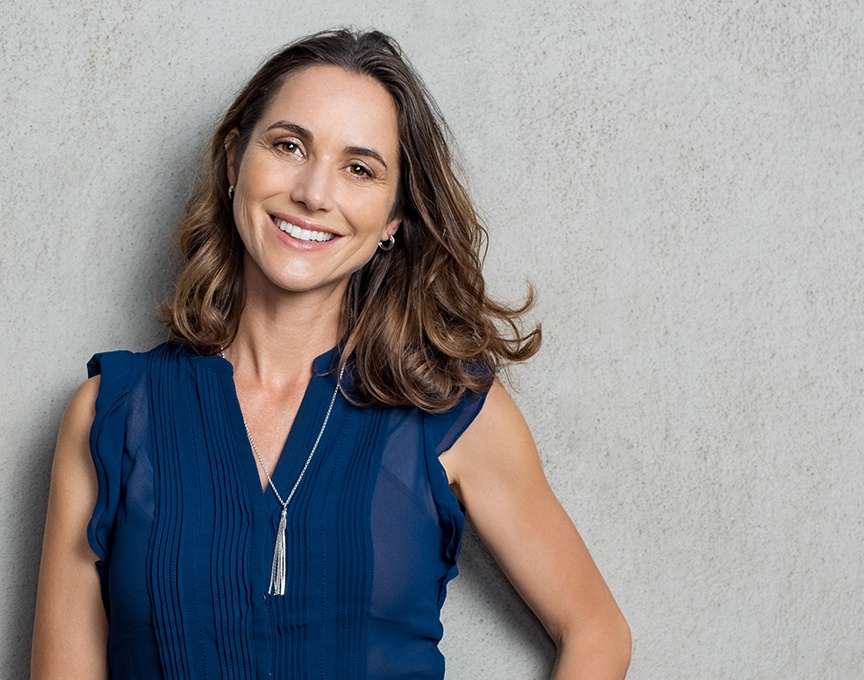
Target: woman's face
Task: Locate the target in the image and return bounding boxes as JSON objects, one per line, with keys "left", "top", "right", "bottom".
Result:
{"left": 226, "top": 65, "right": 401, "bottom": 301}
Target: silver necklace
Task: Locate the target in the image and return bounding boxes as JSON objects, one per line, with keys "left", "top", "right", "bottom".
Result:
{"left": 222, "top": 351, "right": 344, "bottom": 596}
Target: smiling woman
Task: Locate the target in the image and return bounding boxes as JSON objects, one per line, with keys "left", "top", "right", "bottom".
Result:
{"left": 225, "top": 66, "right": 402, "bottom": 305}
{"left": 31, "top": 29, "right": 630, "bottom": 680}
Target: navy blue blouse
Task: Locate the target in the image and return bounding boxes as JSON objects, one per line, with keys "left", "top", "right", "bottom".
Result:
{"left": 86, "top": 343, "right": 488, "bottom": 679}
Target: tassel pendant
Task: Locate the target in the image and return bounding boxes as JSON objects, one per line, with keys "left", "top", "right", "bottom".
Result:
{"left": 234, "top": 363, "right": 343, "bottom": 598}
{"left": 269, "top": 506, "right": 288, "bottom": 596}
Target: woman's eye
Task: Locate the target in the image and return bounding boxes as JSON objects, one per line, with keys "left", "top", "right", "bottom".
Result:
{"left": 348, "top": 163, "right": 371, "bottom": 177}
{"left": 275, "top": 141, "right": 301, "bottom": 154}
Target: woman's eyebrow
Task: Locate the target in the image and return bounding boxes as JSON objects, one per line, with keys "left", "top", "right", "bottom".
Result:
{"left": 266, "top": 121, "right": 312, "bottom": 139}
{"left": 345, "top": 146, "right": 388, "bottom": 169}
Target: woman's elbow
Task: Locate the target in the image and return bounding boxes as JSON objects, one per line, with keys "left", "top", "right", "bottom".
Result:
{"left": 593, "top": 609, "right": 631, "bottom": 674}
{"left": 610, "top": 610, "right": 632, "bottom": 672}
{"left": 556, "top": 608, "right": 632, "bottom": 678}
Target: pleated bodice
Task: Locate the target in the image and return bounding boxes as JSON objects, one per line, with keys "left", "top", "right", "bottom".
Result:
{"left": 86, "top": 343, "right": 487, "bottom": 679}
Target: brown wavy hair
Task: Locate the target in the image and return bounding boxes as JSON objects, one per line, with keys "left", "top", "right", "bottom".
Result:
{"left": 162, "top": 28, "right": 540, "bottom": 412}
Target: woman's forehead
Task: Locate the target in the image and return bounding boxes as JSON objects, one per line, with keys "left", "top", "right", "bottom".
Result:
{"left": 259, "top": 65, "right": 399, "bottom": 158}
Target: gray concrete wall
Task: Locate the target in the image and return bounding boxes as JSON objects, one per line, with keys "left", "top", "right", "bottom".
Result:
{"left": 3, "top": 1, "right": 862, "bottom": 677}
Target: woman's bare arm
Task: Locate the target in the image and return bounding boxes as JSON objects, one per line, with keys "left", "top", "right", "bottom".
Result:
{"left": 441, "top": 380, "right": 631, "bottom": 679}
{"left": 31, "top": 377, "right": 109, "bottom": 680}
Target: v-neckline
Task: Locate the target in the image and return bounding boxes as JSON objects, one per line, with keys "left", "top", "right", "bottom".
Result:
{"left": 216, "top": 347, "right": 339, "bottom": 502}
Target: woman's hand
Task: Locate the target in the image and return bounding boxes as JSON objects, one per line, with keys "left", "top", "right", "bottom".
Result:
{"left": 441, "top": 380, "right": 631, "bottom": 679}
{"left": 31, "top": 378, "right": 109, "bottom": 680}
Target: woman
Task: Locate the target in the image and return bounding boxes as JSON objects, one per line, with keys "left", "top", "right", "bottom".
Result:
{"left": 31, "top": 29, "right": 630, "bottom": 679}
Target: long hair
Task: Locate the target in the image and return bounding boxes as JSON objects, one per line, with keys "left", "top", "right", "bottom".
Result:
{"left": 161, "top": 28, "right": 540, "bottom": 412}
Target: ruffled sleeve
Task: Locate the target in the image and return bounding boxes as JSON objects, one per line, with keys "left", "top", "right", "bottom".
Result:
{"left": 86, "top": 351, "right": 135, "bottom": 563}
{"left": 421, "top": 385, "right": 491, "bottom": 596}
{"left": 422, "top": 388, "right": 490, "bottom": 458}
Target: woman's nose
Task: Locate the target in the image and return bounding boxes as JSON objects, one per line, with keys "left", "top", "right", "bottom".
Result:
{"left": 290, "top": 160, "right": 335, "bottom": 213}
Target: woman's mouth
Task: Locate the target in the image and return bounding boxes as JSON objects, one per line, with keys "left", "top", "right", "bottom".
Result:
{"left": 273, "top": 217, "right": 335, "bottom": 243}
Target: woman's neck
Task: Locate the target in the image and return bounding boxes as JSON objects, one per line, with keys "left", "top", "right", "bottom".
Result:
{"left": 227, "top": 267, "right": 346, "bottom": 388}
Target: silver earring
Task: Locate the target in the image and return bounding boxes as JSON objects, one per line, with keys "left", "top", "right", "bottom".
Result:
{"left": 378, "top": 234, "right": 395, "bottom": 251}
{"left": 228, "top": 185, "right": 235, "bottom": 200}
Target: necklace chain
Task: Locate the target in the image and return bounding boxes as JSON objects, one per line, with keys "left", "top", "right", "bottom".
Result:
{"left": 221, "top": 350, "right": 344, "bottom": 595}
{"left": 242, "top": 366, "right": 344, "bottom": 509}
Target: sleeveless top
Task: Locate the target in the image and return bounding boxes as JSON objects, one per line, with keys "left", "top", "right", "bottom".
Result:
{"left": 86, "top": 343, "right": 489, "bottom": 679}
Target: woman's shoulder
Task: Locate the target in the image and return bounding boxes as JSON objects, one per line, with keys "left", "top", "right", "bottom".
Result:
{"left": 83, "top": 342, "right": 192, "bottom": 417}
{"left": 450, "top": 379, "right": 534, "bottom": 455}
{"left": 86, "top": 341, "right": 178, "bottom": 375}
{"left": 85, "top": 341, "right": 215, "bottom": 385}
{"left": 438, "top": 379, "right": 538, "bottom": 489}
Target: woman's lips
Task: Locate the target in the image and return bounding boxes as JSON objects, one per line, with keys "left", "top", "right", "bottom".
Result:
{"left": 273, "top": 216, "right": 334, "bottom": 243}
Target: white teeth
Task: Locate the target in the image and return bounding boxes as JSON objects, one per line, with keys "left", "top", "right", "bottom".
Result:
{"left": 275, "top": 218, "right": 334, "bottom": 242}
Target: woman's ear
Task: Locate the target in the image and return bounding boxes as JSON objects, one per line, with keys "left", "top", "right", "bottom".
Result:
{"left": 224, "top": 129, "right": 240, "bottom": 186}
{"left": 382, "top": 217, "right": 401, "bottom": 242}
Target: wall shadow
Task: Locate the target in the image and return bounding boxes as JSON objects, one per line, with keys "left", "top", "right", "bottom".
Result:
{"left": 457, "top": 519, "right": 557, "bottom": 672}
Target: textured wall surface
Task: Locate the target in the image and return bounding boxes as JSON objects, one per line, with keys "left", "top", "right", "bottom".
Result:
{"left": 2, "top": 1, "right": 863, "bottom": 678}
